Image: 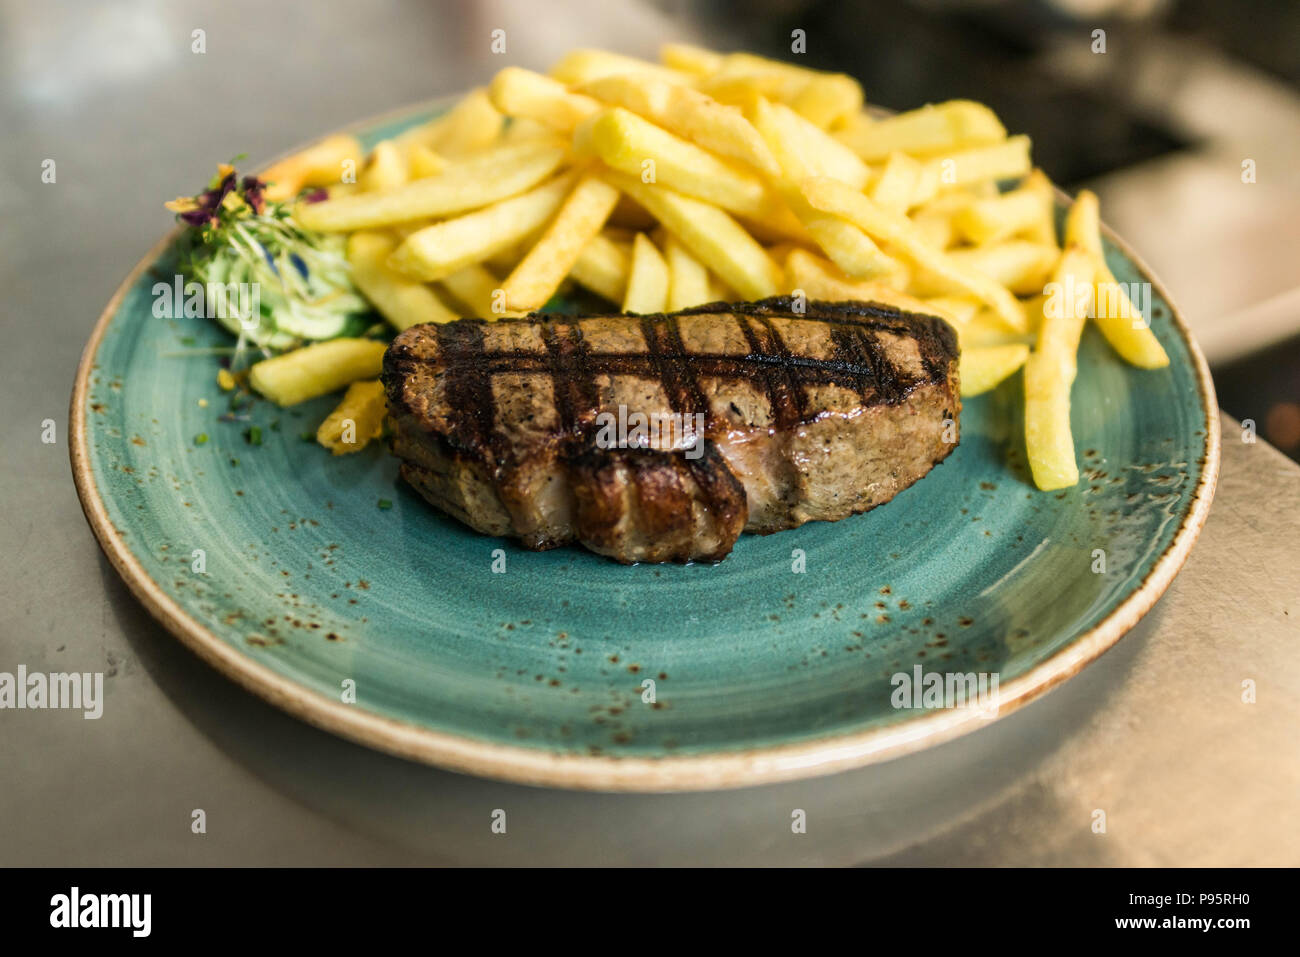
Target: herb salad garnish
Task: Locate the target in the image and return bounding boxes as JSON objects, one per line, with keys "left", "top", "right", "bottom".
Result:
{"left": 166, "top": 162, "right": 371, "bottom": 352}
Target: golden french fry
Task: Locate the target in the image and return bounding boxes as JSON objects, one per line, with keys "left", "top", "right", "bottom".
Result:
{"left": 550, "top": 49, "right": 690, "bottom": 86}
{"left": 790, "top": 74, "right": 864, "bottom": 129}
{"left": 316, "top": 380, "right": 387, "bottom": 455}
{"left": 439, "top": 264, "right": 502, "bottom": 319}
{"left": 502, "top": 174, "right": 619, "bottom": 311}
{"left": 664, "top": 236, "right": 712, "bottom": 310}
{"left": 261, "top": 134, "right": 364, "bottom": 201}
{"left": 835, "top": 100, "right": 1007, "bottom": 161}
{"left": 502, "top": 116, "right": 557, "bottom": 143}
{"left": 708, "top": 273, "right": 739, "bottom": 302}
{"left": 961, "top": 344, "right": 1029, "bottom": 397}
{"left": 348, "top": 231, "right": 459, "bottom": 330}
{"left": 407, "top": 143, "right": 448, "bottom": 179}
{"left": 297, "top": 142, "right": 566, "bottom": 232}
{"left": 604, "top": 172, "right": 782, "bottom": 300}
{"left": 388, "top": 171, "right": 578, "bottom": 281}
{"left": 439, "top": 264, "right": 502, "bottom": 318}
{"left": 426, "top": 88, "right": 505, "bottom": 157}
{"left": 577, "top": 73, "right": 782, "bottom": 177}
{"left": 870, "top": 152, "right": 924, "bottom": 214}
{"left": 748, "top": 97, "right": 870, "bottom": 189}
{"left": 571, "top": 232, "right": 631, "bottom": 303}
{"left": 792, "top": 199, "right": 903, "bottom": 281}
{"left": 785, "top": 248, "right": 934, "bottom": 315}
{"left": 922, "top": 135, "right": 1031, "bottom": 192}
{"left": 922, "top": 296, "right": 981, "bottom": 325}
{"left": 929, "top": 241, "right": 1059, "bottom": 296}
{"left": 249, "top": 339, "right": 388, "bottom": 407}
{"left": 1024, "top": 242, "right": 1098, "bottom": 490}
{"left": 800, "top": 176, "right": 1026, "bottom": 330}
{"left": 584, "top": 107, "right": 779, "bottom": 223}
{"left": 623, "top": 233, "right": 670, "bottom": 313}
{"left": 489, "top": 67, "right": 602, "bottom": 133}
{"left": 960, "top": 309, "right": 1035, "bottom": 348}
{"left": 746, "top": 98, "right": 897, "bottom": 277}
{"left": 659, "top": 42, "right": 726, "bottom": 77}
{"left": 701, "top": 72, "right": 805, "bottom": 110}
{"left": 1065, "top": 189, "right": 1169, "bottom": 368}
{"left": 702, "top": 54, "right": 863, "bottom": 128}
{"left": 910, "top": 209, "right": 958, "bottom": 250}
{"left": 360, "top": 140, "right": 408, "bottom": 193}
{"left": 954, "top": 170, "right": 1054, "bottom": 245}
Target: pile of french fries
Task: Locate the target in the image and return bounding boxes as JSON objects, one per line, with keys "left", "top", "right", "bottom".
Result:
{"left": 251, "top": 44, "right": 1169, "bottom": 490}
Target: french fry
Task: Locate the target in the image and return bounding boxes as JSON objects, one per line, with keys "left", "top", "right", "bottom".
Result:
{"left": 910, "top": 208, "right": 958, "bottom": 249}
{"left": 789, "top": 74, "right": 865, "bottom": 129}
{"left": 489, "top": 67, "right": 602, "bottom": 133}
{"left": 835, "top": 100, "right": 1006, "bottom": 161}
{"left": 701, "top": 72, "right": 805, "bottom": 110}
{"left": 248, "top": 339, "right": 388, "bottom": 407}
{"left": 439, "top": 264, "right": 503, "bottom": 319}
{"left": 424, "top": 88, "right": 505, "bottom": 157}
{"left": 748, "top": 98, "right": 870, "bottom": 189}
{"left": 406, "top": 143, "right": 448, "bottom": 179}
{"left": 577, "top": 73, "right": 782, "bottom": 177}
{"left": 623, "top": 233, "right": 670, "bottom": 313}
{"left": 388, "top": 171, "right": 578, "bottom": 281}
{"left": 502, "top": 174, "right": 620, "bottom": 311}
{"left": 785, "top": 248, "right": 936, "bottom": 316}
{"left": 604, "top": 172, "right": 782, "bottom": 300}
{"left": 1065, "top": 189, "right": 1169, "bottom": 368}
{"left": 702, "top": 53, "right": 863, "bottom": 128}
{"left": 747, "top": 98, "right": 898, "bottom": 278}
{"left": 928, "top": 240, "right": 1059, "bottom": 296}
{"left": 360, "top": 140, "right": 408, "bottom": 193}
{"left": 709, "top": 273, "right": 739, "bottom": 302}
{"left": 316, "top": 380, "right": 387, "bottom": 455}
{"left": 1024, "top": 241, "right": 1098, "bottom": 490}
{"left": 297, "top": 142, "right": 566, "bottom": 232}
{"left": 870, "top": 152, "right": 924, "bottom": 214}
{"left": 954, "top": 170, "right": 1054, "bottom": 245}
{"left": 260, "top": 134, "right": 364, "bottom": 201}
{"left": 792, "top": 199, "right": 903, "bottom": 281}
{"left": 921, "top": 135, "right": 1031, "bottom": 192}
{"left": 571, "top": 232, "right": 631, "bottom": 303}
{"left": 664, "top": 235, "right": 712, "bottom": 310}
{"left": 584, "top": 107, "right": 777, "bottom": 221}
{"left": 550, "top": 49, "right": 690, "bottom": 86}
{"left": 800, "top": 176, "right": 1027, "bottom": 331}
{"left": 502, "top": 116, "right": 557, "bottom": 143}
{"left": 659, "top": 42, "right": 726, "bottom": 77}
{"left": 960, "top": 309, "right": 1035, "bottom": 348}
{"left": 961, "top": 344, "right": 1030, "bottom": 397}
{"left": 348, "top": 231, "right": 459, "bottom": 330}
{"left": 922, "top": 296, "right": 981, "bottom": 325}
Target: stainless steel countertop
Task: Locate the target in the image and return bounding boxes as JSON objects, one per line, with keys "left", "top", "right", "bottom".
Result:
{"left": 3, "top": 0, "right": 1297, "bottom": 865}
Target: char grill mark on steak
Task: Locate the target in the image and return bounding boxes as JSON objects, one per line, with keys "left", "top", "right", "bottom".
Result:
{"left": 397, "top": 309, "right": 950, "bottom": 427}
{"left": 383, "top": 297, "right": 960, "bottom": 563}
{"left": 434, "top": 320, "right": 497, "bottom": 460}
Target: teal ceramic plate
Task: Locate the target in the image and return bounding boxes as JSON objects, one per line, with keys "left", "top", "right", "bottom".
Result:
{"left": 71, "top": 102, "right": 1219, "bottom": 791}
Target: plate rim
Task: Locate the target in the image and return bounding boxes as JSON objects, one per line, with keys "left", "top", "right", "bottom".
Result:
{"left": 69, "top": 100, "right": 1222, "bottom": 792}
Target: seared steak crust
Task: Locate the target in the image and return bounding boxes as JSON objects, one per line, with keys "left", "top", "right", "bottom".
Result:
{"left": 383, "top": 297, "right": 960, "bottom": 563}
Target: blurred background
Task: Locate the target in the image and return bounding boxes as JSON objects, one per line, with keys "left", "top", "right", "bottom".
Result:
{"left": 2, "top": 0, "right": 1297, "bottom": 455}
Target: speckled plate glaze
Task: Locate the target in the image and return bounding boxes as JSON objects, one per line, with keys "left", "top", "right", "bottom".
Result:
{"left": 71, "top": 101, "right": 1219, "bottom": 791}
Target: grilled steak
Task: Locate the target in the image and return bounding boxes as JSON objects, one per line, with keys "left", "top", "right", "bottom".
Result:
{"left": 383, "top": 297, "right": 960, "bottom": 563}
